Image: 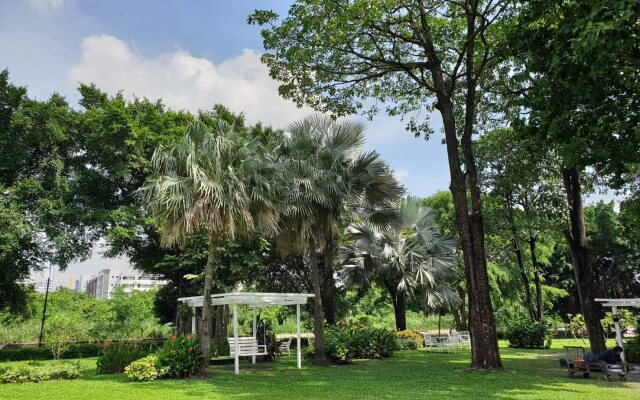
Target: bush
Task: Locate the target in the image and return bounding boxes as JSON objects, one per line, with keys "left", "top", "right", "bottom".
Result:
{"left": 44, "top": 313, "right": 85, "bottom": 359}
{"left": 96, "top": 341, "right": 157, "bottom": 374}
{"left": 0, "top": 361, "right": 83, "bottom": 384}
{"left": 506, "top": 319, "right": 552, "bottom": 348}
{"left": 324, "top": 329, "right": 353, "bottom": 364}
{"left": 156, "top": 335, "right": 201, "bottom": 378}
{"left": 395, "top": 331, "right": 423, "bottom": 348}
{"left": 322, "top": 325, "right": 396, "bottom": 364}
{"left": 124, "top": 355, "right": 169, "bottom": 381}
{"left": 624, "top": 320, "right": 640, "bottom": 363}
{"left": 210, "top": 339, "right": 230, "bottom": 358}
{"left": 0, "top": 343, "right": 101, "bottom": 362}
{"left": 624, "top": 338, "right": 640, "bottom": 363}
{"left": 396, "top": 338, "right": 419, "bottom": 350}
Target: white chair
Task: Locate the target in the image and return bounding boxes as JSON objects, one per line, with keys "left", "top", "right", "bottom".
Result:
{"left": 279, "top": 337, "right": 292, "bottom": 356}
{"left": 458, "top": 331, "right": 470, "bottom": 348}
{"left": 445, "top": 334, "right": 461, "bottom": 352}
{"left": 422, "top": 333, "right": 436, "bottom": 349}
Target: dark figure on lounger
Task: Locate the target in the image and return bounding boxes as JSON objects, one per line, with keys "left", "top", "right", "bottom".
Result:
{"left": 596, "top": 346, "right": 623, "bottom": 364}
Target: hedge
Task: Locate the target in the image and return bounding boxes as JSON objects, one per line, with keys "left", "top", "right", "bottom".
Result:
{"left": 0, "top": 343, "right": 101, "bottom": 362}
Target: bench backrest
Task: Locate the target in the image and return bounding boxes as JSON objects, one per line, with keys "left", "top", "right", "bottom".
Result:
{"left": 228, "top": 337, "right": 259, "bottom": 356}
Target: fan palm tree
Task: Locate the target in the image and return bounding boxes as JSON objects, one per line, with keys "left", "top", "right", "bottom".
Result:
{"left": 342, "top": 196, "right": 460, "bottom": 331}
{"left": 282, "top": 114, "right": 403, "bottom": 325}
{"left": 141, "top": 120, "right": 280, "bottom": 374}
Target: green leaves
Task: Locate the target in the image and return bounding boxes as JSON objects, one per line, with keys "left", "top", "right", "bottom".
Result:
{"left": 143, "top": 120, "right": 282, "bottom": 247}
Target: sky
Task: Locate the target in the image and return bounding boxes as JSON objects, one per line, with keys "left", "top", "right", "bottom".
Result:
{"left": 1, "top": 0, "right": 611, "bottom": 288}
{"left": 1, "top": 0, "right": 450, "bottom": 287}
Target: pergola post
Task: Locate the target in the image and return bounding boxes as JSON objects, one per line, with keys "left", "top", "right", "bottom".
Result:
{"left": 252, "top": 307, "right": 257, "bottom": 364}
{"left": 296, "top": 303, "right": 301, "bottom": 369}
{"left": 191, "top": 306, "right": 196, "bottom": 334}
{"left": 233, "top": 303, "right": 239, "bottom": 375}
{"left": 612, "top": 305, "right": 625, "bottom": 362}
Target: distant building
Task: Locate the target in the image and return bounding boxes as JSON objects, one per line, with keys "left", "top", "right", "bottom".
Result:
{"left": 85, "top": 269, "right": 167, "bottom": 299}
{"left": 74, "top": 274, "right": 91, "bottom": 292}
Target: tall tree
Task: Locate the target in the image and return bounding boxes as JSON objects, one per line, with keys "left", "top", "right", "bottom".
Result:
{"left": 142, "top": 121, "right": 281, "bottom": 374}
{"left": 510, "top": 0, "right": 640, "bottom": 353}
{"left": 277, "top": 114, "right": 401, "bottom": 361}
{"left": 0, "top": 71, "right": 96, "bottom": 315}
{"left": 250, "top": 0, "right": 513, "bottom": 368}
{"left": 475, "top": 127, "right": 565, "bottom": 322}
{"left": 311, "top": 116, "right": 403, "bottom": 325}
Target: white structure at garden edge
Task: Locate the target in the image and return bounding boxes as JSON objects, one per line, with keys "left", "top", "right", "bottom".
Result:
{"left": 595, "top": 298, "right": 640, "bottom": 362}
{"left": 177, "top": 292, "right": 314, "bottom": 374}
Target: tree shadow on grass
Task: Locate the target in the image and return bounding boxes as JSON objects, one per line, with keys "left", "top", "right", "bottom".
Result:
{"left": 72, "top": 350, "right": 639, "bottom": 400}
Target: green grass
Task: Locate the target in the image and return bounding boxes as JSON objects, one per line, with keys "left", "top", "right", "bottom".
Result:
{"left": 0, "top": 339, "right": 637, "bottom": 400}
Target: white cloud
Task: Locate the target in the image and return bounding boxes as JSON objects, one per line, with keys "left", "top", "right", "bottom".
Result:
{"left": 27, "top": 0, "right": 66, "bottom": 11}
{"left": 393, "top": 168, "right": 409, "bottom": 183}
{"left": 69, "top": 34, "right": 311, "bottom": 127}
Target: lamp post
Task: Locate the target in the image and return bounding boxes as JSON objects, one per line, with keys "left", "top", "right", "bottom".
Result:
{"left": 38, "top": 264, "right": 53, "bottom": 347}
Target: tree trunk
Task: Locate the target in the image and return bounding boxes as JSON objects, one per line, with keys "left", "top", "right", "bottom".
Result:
{"left": 420, "top": 0, "right": 501, "bottom": 368}
{"left": 528, "top": 237, "right": 544, "bottom": 322}
{"left": 391, "top": 289, "right": 407, "bottom": 331}
{"left": 513, "top": 238, "right": 535, "bottom": 320}
{"left": 308, "top": 236, "right": 327, "bottom": 364}
{"left": 506, "top": 194, "right": 535, "bottom": 320}
{"left": 321, "top": 218, "right": 336, "bottom": 326}
{"left": 199, "top": 234, "right": 218, "bottom": 375}
{"left": 562, "top": 167, "right": 606, "bottom": 354}
{"left": 457, "top": 284, "right": 468, "bottom": 329}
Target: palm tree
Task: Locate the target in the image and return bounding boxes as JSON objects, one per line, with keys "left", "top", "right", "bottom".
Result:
{"left": 282, "top": 114, "right": 403, "bottom": 325}
{"left": 275, "top": 114, "right": 401, "bottom": 362}
{"left": 342, "top": 196, "right": 460, "bottom": 331}
{"left": 142, "top": 120, "right": 280, "bottom": 374}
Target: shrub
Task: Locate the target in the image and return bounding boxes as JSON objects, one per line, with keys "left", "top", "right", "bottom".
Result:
{"left": 156, "top": 335, "right": 201, "bottom": 378}
{"left": 124, "top": 355, "right": 169, "bottom": 381}
{"left": 396, "top": 338, "right": 419, "bottom": 350}
{"left": 210, "top": 338, "right": 230, "bottom": 357}
{"left": 0, "top": 343, "right": 101, "bottom": 362}
{"left": 96, "top": 341, "right": 157, "bottom": 374}
{"left": 44, "top": 313, "right": 85, "bottom": 359}
{"left": 624, "top": 319, "right": 640, "bottom": 363}
{"left": 624, "top": 338, "right": 639, "bottom": 363}
{"left": 0, "top": 361, "right": 83, "bottom": 384}
{"left": 324, "top": 329, "right": 353, "bottom": 364}
{"left": 322, "top": 325, "right": 396, "bottom": 364}
{"left": 506, "top": 318, "right": 551, "bottom": 348}
{"left": 395, "top": 331, "right": 423, "bottom": 348}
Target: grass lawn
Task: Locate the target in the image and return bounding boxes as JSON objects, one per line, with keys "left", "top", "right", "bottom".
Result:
{"left": 0, "top": 339, "right": 637, "bottom": 400}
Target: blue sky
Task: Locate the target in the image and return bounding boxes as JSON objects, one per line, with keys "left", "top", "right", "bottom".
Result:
{"left": 2, "top": 0, "right": 459, "bottom": 285}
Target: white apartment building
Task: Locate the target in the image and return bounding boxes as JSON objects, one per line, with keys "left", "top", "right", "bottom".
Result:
{"left": 85, "top": 269, "right": 168, "bottom": 299}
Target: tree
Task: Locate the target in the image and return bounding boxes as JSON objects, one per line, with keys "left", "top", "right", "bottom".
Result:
{"left": 305, "top": 115, "right": 402, "bottom": 325}
{"left": 510, "top": 0, "right": 640, "bottom": 353}
{"left": 142, "top": 121, "right": 281, "bottom": 374}
{"left": 250, "top": 0, "right": 513, "bottom": 368}
{"left": 585, "top": 202, "right": 640, "bottom": 299}
{"left": 0, "top": 71, "right": 95, "bottom": 315}
{"left": 422, "top": 191, "right": 468, "bottom": 327}
{"left": 475, "top": 127, "right": 565, "bottom": 322}
{"left": 342, "top": 196, "right": 460, "bottom": 330}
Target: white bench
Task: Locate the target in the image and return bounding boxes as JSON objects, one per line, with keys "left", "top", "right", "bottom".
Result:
{"left": 228, "top": 337, "right": 268, "bottom": 358}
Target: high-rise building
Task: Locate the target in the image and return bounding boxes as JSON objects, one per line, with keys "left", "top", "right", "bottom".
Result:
{"left": 85, "top": 269, "right": 167, "bottom": 299}
{"left": 74, "top": 274, "right": 91, "bottom": 292}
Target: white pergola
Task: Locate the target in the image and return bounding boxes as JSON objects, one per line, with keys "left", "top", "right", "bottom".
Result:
{"left": 595, "top": 298, "right": 640, "bottom": 362}
{"left": 178, "top": 292, "right": 314, "bottom": 374}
